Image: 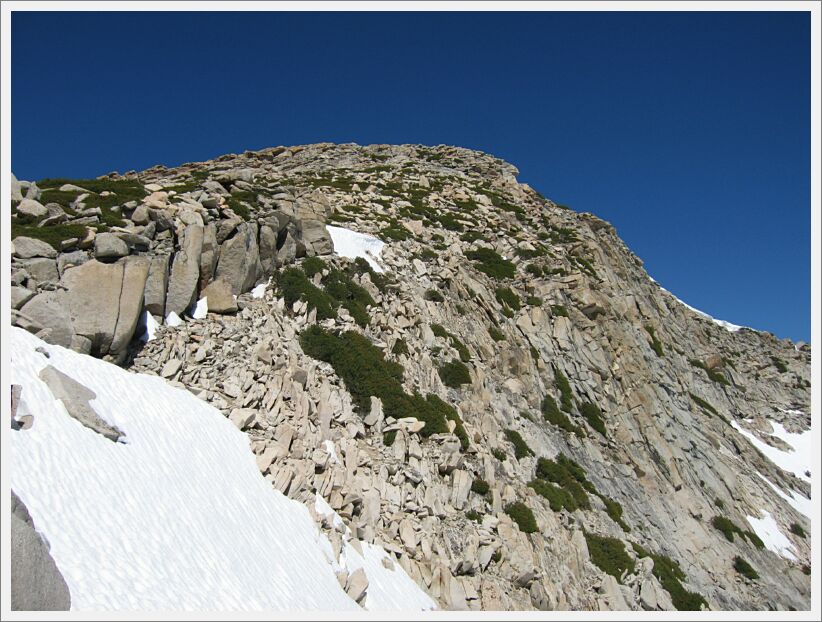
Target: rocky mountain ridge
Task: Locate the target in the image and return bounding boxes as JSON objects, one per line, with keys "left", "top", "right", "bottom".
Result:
{"left": 9, "top": 142, "right": 812, "bottom": 611}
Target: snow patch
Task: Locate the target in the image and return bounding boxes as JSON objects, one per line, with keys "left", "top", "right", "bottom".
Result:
{"left": 251, "top": 279, "right": 270, "bottom": 299}
{"left": 326, "top": 225, "right": 386, "bottom": 273}
{"left": 756, "top": 472, "right": 811, "bottom": 519}
{"left": 731, "top": 419, "right": 811, "bottom": 483}
{"left": 9, "top": 328, "right": 430, "bottom": 611}
{"left": 137, "top": 310, "right": 159, "bottom": 342}
{"left": 746, "top": 511, "right": 797, "bottom": 561}
{"left": 190, "top": 297, "right": 208, "bottom": 320}
{"left": 652, "top": 279, "right": 747, "bottom": 332}
{"left": 323, "top": 439, "right": 341, "bottom": 465}
{"left": 165, "top": 311, "right": 183, "bottom": 327}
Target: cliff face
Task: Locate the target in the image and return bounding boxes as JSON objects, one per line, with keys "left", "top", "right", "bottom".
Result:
{"left": 10, "top": 143, "right": 811, "bottom": 611}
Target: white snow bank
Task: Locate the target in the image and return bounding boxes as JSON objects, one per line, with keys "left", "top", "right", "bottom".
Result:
{"left": 326, "top": 225, "right": 386, "bottom": 273}
{"left": 9, "top": 328, "right": 430, "bottom": 611}
{"left": 137, "top": 310, "right": 159, "bottom": 343}
{"left": 190, "top": 297, "right": 208, "bottom": 320}
{"left": 756, "top": 472, "right": 811, "bottom": 519}
{"left": 251, "top": 279, "right": 270, "bottom": 299}
{"left": 651, "top": 278, "right": 747, "bottom": 332}
{"left": 746, "top": 511, "right": 797, "bottom": 561}
{"left": 165, "top": 311, "right": 183, "bottom": 327}
{"left": 731, "top": 418, "right": 811, "bottom": 483}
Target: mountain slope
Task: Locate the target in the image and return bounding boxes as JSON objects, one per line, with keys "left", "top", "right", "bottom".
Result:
{"left": 9, "top": 143, "right": 812, "bottom": 611}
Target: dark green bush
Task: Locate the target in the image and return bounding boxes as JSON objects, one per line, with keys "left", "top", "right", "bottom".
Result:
{"left": 690, "top": 393, "right": 719, "bottom": 417}
{"left": 541, "top": 395, "right": 582, "bottom": 435}
{"left": 790, "top": 522, "right": 807, "bottom": 538}
{"left": 465, "top": 510, "right": 482, "bottom": 523}
{"left": 278, "top": 267, "right": 336, "bottom": 320}
{"left": 488, "top": 326, "right": 506, "bottom": 342}
{"left": 535, "top": 456, "right": 591, "bottom": 510}
{"left": 383, "top": 430, "right": 397, "bottom": 446}
{"left": 302, "top": 256, "right": 327, "bottom": 277}
{"left": 322, "top": 268, "right": 376, "bottom": 327}
{"left": 529, "top": 479, "right": 578, "bottom": 512}
{"left": 733, "top": 556, "right": 758, "bottom": 580}
{"left": 711, "top": 515, "right": 743, "bottom": 542}
{"left": 772, "top": 357, "right": 788, "bottom": 373}
{"left": 431, "top": 324, "right": 470, "bottom": 362}
{"left": 526, "top": 263, "right": 543, "bottom": 277}
{"left": 495, "top": 287, "right": 521, "bottom": 313}
{"left": 491, "top": 448, "right": 507, "bottom": 462}
{"left": 602, "top": 496, "right": 630, "bottom": 532}
{"left": 554, "top": 368, "right": 573, "bottom": 412}
{"left": 579, "top": 402, "right": 607, "bottom": 437}
{"left": 465, "top": 248, "right": 516, "bottom": 279}
{"left": 647, "top": 551, "right": 706, "bottom": 610}
{"left": 551, "top": 305, "right": 569, "bottom": 317}
{"left": 504, "top": 429, "right": 534, "bottom": 460}
{"left": 438, "top": 360, "right": 471, "bottom": 388}
{"left": 391, "top": 338, "right": 409, "bottom": 356}
{"left": 526, "top": 296, "right": 543, "bottom": 306}
{"left": 10, "top": 222, "right": 89, "bottom": 250}
{"left": 471, "top": 478, "right": 490, "bottom": 496}
{"left": 585, "top": 532, "right": 635, "bottom": 582}
{"left": 689, "top": 359, "right": 730, "bottom": 386}
{"left": 505, "top": 502, "right": 538, "bottom": 534}
{"left": 425, "top": 289, "right": 445, "bottom": 302}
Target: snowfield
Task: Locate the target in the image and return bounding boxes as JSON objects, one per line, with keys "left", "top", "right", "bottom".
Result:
{"left": 731, "top": 418, "right": 812, "bottom": 483}
{"left": 650, "top": 277, "right": 746, "bottom": 332}
{"left": 9, "top": 327, "right": 434, "bottom": 612}
{"left": 326, "top": 225, "right": 386, "bottom": 273}
{"left": 746, "top": 511, "right": 797, "bottom": 561}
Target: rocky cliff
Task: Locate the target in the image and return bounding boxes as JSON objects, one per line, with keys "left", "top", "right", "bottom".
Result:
{"left": 10, "top": 143, "right": 812, "bottom": 611}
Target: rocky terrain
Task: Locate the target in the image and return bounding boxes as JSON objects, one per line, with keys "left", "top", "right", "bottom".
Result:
{"left": 10, "top": 142, "right": 812, "bottom": 611}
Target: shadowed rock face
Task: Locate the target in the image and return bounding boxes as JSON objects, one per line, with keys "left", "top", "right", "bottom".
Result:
{"left": 10, "top": 492, "right": 71, "bottom": 611}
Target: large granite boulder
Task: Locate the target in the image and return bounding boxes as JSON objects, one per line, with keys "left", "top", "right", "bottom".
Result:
{"left": 165, "top": 224, "right": 203, "bottom": 316}
{"left": 214, "top": 222, "right": 261, "bottom": 295}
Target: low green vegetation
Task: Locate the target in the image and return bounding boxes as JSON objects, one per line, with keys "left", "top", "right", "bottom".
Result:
{"left": 526, "top": 263, "right": 543, "bottom": 277}
{"left": 438, "top": 359, "right": 471, "bottom": 388}
{"left": 10, "top": 222, "right": 88, "bottom": 250}
{"left": 771, "top": 357, "right": 788, "bottom": 373}
{"left": 579, "top": 402, "right": 607, "bottom": 437}
{"left": 541, "top": 395, "right": 583, "bottom": 435}
{"left": 505, "top": 502, "right": 538, "bottom": 534}
{"left": 391, "top": 339, "right": 409, "bottom": 356}
{"left": 790, "top": 522, "right": 807, "bottom": 538}
{"left": 733, "top": 556, "right": 758, "bottom": 580}
{"left": 551, "top": 304, "right": 569, "bottom": 317}
{"left": 465, "top": 248, "right": 516, "bottom": 279}
{"left": 495, "top": 287, "right": 521, "bottom": 317}
{"left": 465, "top": 510, "right": 482, "bottom": 523}
{"left": 710, "top": 515, "right": 763, "bottom": 548}
{"left": 488, "top": 326, "right": 506, "bottom": 342}
{"left": 645, "top": 325, "right": 664, "bottom": 357}
{"left": 302, "top": 256, "right": 326, "bottom": 277}
{"left": 630, "top": 544, "right": 707, "bottom": 610}
{"left": 585, "top": 532, "right": 635, "bottom": 582}
{"left": 431, "top": 324, "right": 470, "bottom": 362}
{"left": 491, "top": 448, "right": 507, "bottom": 462}
{"left": 504, "top": 429, "right": 534, "bottom": 460}
{"left": 471, "top": 478, "right": 490, "bottom": 496}
{"left": 689, "top": 393, "right": 729, "bottom": 423}
{"left": 425, "top": 289, "right": 445, "bottom": 302}
{"left": 300, "top": 325, "right": 468, "bottom": 448}
{"left": 533, "top": 455, "right": 593, "bottom": 511}
{"left": 689, "top": 359, "right": 730, "bottom": 386}
{"left": 526, "top": 295, "right": 543, "bottom": 306}
{"left": 554, "top": 368, "right": 574, "bottom": 412}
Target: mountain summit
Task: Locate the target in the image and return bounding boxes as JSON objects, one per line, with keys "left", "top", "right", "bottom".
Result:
{"left": 9, "top": 143, "right": 811, "bottom": 611}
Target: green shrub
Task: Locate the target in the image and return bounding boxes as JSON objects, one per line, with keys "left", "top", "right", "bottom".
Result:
{"left": 300, "top": 326, "right": 468, "bottom": 447}
{"left": 535, "top": 456, "right": 591, "bottom": 510}
{"left": 278, "top": 267, "right": 336, "bottom": 320}
{"left": 391, "top": 339, "right": 409, "bottom": 356}
{"left": 579, "top": 402, "right": 607, "bottom": 437}
{"left": 460, "top": 231, "right": 486, "bottom": 243}
{"left": 689, "top": 359, "right": 730, "bottom": 386}
{"left": 733, "top": 556, "right": 758, "bottom": 580}
{"left": 495, "top": 287, "right": 521, "bottom": 313}
{"left": 431, "top": 324, "right": 470, "bottom": 362}
{"left": 10, "top": 222, "right": 89, "bottom": 250}
{"left": 585, "top": 532, "right": 635, "bottom": 582}
{"left": 302, "top": 256, "right": 327, "bottom": 277}
{"left": 645, "top": 325, "right": 664, "bottom": 357}
{"left": 541, "top": 395, "right": 582, "bottom": 435}
{"left": 471, "top": 478, "right": 490, "bottom": 496}
{"left": 526, "top": 263, "right": 543, "bottom": 277}
{"left": 504, "top": 429, "right": 534, "bottom": 460}
{"left": 491, "top": 550, "right": 502, "bottom": 563}
{"left": 551, "top": 304, "right": 569, "bottom": 318}
{"left": 634, "top": 547, "right": 707, "bottom": 610}
{"left": 489, "top": 326, "right": 506, "bottom": 342}
{"left": 772, "top": 357, "right": 788, "bottom": 373}
{"left": 425, "top": 289, "right": 445, "bottom": 302}
{"left": 526, "top": 296, "right": 543, "bottom": 306}
{"left": 744, "top": 530, "right": 765, "bottom": 550}
{"left": 554, "top": 369, "right": 573, "bottom": 412}
{"left": 689, "top": 393, "right": 718, "bottom": 417}
{"left": 505, "top": 502, "right": 538, "bottom": 534}
{"left": 322, "top": 268, "right": 376, "bottom": 327}
{"left": 383, "top": 430, "right": 397, "bottom": 446}
{"left": 465, "top": 248, "right": 516, "bottom": 279}
{"left": 711, "top": 515, "right": 743, "bottom": 542}
{"left": 714, "top": 497, "right": 725, "bottom": 510}
{"left": 465, "top": 510, "right": 482, "bottom": 523}
{"left": 382, "top": 223, "right": 411, "bottom": 241}
{"left": 602, "top": 496, "right": 630, "bottom": 532}
{"left": 529, "top": 479, "right": 578, "bottom": 512}
{"left": 790, "top": 522, "right": 807, "bottom": 538}
{"left": 491, "top": 448, "right": 507, "bottom": 462}
{"left": 438, "top": 360, "right": 471, "bottom": 388}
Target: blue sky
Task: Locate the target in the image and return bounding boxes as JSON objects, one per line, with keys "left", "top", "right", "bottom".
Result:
{"left": 11, "top": 11, "right": 811, "bottom": 341}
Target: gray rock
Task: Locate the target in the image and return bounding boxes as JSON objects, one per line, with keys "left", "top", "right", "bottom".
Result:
{"left": 165, "top": 224, "right": 203, "bottom": 316}
{"left": 130, "top": 204, "right": 150, "bottom": 225}
{"left": 258, "top": 224, "right": 278, "bottom": 275}
{"left": 11, "top": 286, "right": 35, "bottom": 310}
{"left": 144, "top": 254, "right": 170, "bottom": 317}
{"left": 10, "top": 492, "right": 71, "bottom": 611}
{"left": 110, "top": 256, "right": 150, "bottom": 353}
{"left": 12, "top": 236, "right": 58, "bottom": 259}
{"left": 201, "top": 278, "right": 237, "bottom": 314}
{"left": 11, "top": 172, "right": 23, "bottom": 201}
{"left": 276, "top": 230, "right": 297, "bottom": 266}
{"left": 94, "top": 232, "right": 129, "bottom": 260}
{"left": 63, "top": 259, "right": 124, "bottom": 355}
{"left": 22, "top": 258, "right": 59, "bottom": 284}
{"left": 16, "top": 199, "right": 48, "bottom": 220}
{"left": 18, "top": 291, "right": 76, "bottom": 349}
{"left": 38, "top": 365, "right": 125, "bottom": 441}
{"left": 57, "top": 250, "right": 89, "bottom": 276}
{"left": 300, "top": 219, "right": 333, "bottom": 256}
{"left": 198, "top": 223, "right": 219, "bottom": 290}
{"left": 345, "top": 567, "right": 369, "bottom": 603}
{"left": 214, "top": 222, "right": 261, "bottom": 295}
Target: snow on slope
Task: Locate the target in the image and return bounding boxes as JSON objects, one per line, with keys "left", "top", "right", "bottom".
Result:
{"left": 730, "top": 418, "right": 812, "bottom": 483}
{"left": 650, "top": 277, "right": 746, "bottom": 332}
{"left": 9, "top": 327, "right": 433, "bottom": 611}
{"left": 326, "top": 225, "right": 386, "bottom": 273}
{"left": 746, "top": 511, "right": 797, "bottom": 561}
{"left": 756, "top": 473, "right": 812, "bottom": 519}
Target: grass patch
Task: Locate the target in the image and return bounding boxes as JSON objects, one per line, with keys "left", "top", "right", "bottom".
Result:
{"left": 489, "top": 326, "right": 506, "bottom": 342}
{"left": 551, "top": 304, "right": 569, "bottom": 317}
{"left": 465, "top": 510, "right": 482, "bottom": 523}
{"left": 465, "top": 248, "right": 516, "bottom": 279}
{"left": 11, "top": 222, "right": 89, "bottom": 250}
{"left": 391, "top": 339, "right": 409, "bottom": 356}
{"left": 302, "top": 256, "right": 327, "bottom": 277}
{"left": 438, "top": 360, "right": 471, "bottom": 388}
{"left": 505, "top": 502, "right": 538, "bottom": 534}
{"left": 495, "top": 287, "right": 521, "bottom": 315}
{"left": 491, "top": 448, "right": 507, "bottom": 461}
{"left": 585, "top": 533, "right": 634, "bottom": 582}
{"left": 526, "top": 295, "right": 543, "bottom": 306}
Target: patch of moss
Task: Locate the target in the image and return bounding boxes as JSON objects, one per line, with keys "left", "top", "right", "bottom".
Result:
{"left": 391, "top": 339, "right": 409, "bottom": 356}
{"left": 425, "top": 289, "right": 445, "bottom": 302}
{"left": 551, "top": 304, "right": 569, "bottom": 318}
{"left": 491, "top": 448, "right": 507, "bottom": 462}
{"left": 471, "top": 478, "right": 490, "bottom": 496}
{"left": 10, "top": 222, "right": 89, "bottom": 250}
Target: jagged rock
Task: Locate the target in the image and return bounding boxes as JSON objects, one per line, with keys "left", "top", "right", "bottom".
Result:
{"left": 166, "top": 224, "right": 203, "bottom": 316}
{"left": 201, "top": 278, "right": 237, "bottom": 314}
{"left": 21, "top": 258, "right": 58, "bottom": 284}
{"left": 144, "top": 254, "right": 170, "bottom": 317}
{"left": 12, "top": 236, "right": 57, "bottom": 259}
{"left": 57, "top": 250, "right": 89, "bottom": 276}
{"left": 94, "top": 232, "right": 130, "bottom": 260}
{"left": 344, "top": 567, "right": 368, "bottom": 603}
{"left": 10, "top": 286, "right": 35, "bottom": 310}
{"left": 276, "top": 230, "right": 298, "bottom": 266}
{"left": 18, "top": 291, "right": 76, "bottom": 349}
{"left": 198, "top": 223, "right": 219, "bottom": 290}
{"left": 110, "top": 256, "right": 150, "bottom": 353}
{"left": 214, "top": 222, "right": 261, "bottom": 294}
{"left": 16, "top": 199, "right": 48, "bottom": 220}
{"left": 300, "top": 219, "right": 333, "bottom": 256}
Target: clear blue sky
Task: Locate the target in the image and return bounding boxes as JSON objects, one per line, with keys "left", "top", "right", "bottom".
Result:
{"left": 11, "top": 11, "right": 811, "bottom": 341}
